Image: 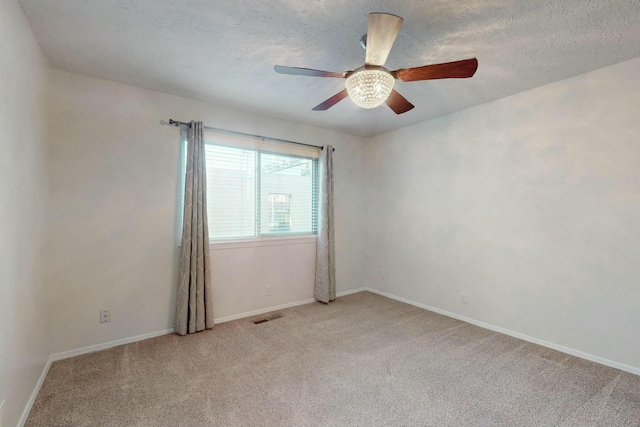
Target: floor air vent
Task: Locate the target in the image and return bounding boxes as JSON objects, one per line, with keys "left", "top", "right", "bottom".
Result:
{"left": 252, "top": 313, "right": 283, "bottom": 324}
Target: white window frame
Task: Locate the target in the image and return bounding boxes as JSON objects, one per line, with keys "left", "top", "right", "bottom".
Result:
{"left": 179, "top": 130, "right": 320, "bottom": 248}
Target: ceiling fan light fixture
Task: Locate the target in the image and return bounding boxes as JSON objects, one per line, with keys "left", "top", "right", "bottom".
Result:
{"left": 345, "top": 68, "right": 395, "bottom": 109}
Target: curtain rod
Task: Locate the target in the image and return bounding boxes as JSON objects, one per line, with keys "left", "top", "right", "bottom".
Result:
{"left": 167, "top": 119, "right": 333, "bottom": 151}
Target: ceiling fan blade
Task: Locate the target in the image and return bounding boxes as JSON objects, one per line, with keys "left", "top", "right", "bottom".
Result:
{"left": 274, "top": 65, "right": 347, "bottom": 78}
{"left": 312, "top": 89, "right": 349, "bottom": 111}
{"left": 393, "top": 58, "right": 478, "bottom": 82}
{"left": 385, "top": 89, "right": 414, "bottom": 114}
{"left": 365, "top": 13, "right": 403, "bottom": 66}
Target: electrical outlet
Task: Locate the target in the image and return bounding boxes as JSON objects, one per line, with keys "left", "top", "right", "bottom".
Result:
{"left": 265, "top": 285, "right": 272, "bottom": 296}
{"left": 100, "top": 309, "right": 111, "bottom": 323}
{"left": 461, "top": 293, "right": 468, "bottom": 304}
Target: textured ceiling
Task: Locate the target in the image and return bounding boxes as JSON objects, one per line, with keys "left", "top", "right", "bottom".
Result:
{"left": 19, "top": 0, "right": 640, "bottom": 137}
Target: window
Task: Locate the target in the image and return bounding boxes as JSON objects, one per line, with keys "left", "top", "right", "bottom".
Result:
{"left": 268, "top": 193, "right": 291, "bottom": 232}
{"left": 190, "top": 132, "right": 318, "bottom": 241}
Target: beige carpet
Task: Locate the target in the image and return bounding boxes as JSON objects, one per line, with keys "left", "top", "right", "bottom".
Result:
{"left": 26, "top": 291, "right": 640, "bottom": 426}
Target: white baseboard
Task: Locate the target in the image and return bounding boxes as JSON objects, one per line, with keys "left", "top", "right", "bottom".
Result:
{"left": 49, "top": 328, "right": 175, "bottom": 362}
{"left": 336, "top": 287, "right": 368, "bottom": 297}
{"left": 18, "top": 357, "right": 52, "bottom": 427}
{"left": 365, "top": 287, "right": 640, "bottom": 376}
{"left": 213, "top": 287, "right": 367, "bottom": 324}
{"left": 214, "top": 299, "right": 316, "bottom": 323}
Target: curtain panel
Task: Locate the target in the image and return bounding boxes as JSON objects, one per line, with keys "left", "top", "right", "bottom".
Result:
{"left": 175, "top": 121, "right": 214, "bottom": 335}
{"left": 315, "top": 145, "right": 336, "bottom": 303}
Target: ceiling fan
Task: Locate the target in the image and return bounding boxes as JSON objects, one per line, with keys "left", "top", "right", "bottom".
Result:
{"left": 274, "top": 12, "right": 478, "bottom": 114}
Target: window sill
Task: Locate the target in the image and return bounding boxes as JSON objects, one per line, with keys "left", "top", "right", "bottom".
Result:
{"left": 209, "top": 234, "right": 317, "bottom": 250}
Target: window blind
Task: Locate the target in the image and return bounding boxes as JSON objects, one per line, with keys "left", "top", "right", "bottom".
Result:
{"left": 195, "top": 132, "right": 319, "bottom": 240}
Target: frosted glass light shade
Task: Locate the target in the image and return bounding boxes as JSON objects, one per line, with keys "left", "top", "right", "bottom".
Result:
{"left": 345, "top": 69, "right": 395, "bottom": 109}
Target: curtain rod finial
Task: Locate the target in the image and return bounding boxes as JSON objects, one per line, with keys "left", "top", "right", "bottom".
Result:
{"left": 168, "top": 119, "right": 189, "bottom": 127}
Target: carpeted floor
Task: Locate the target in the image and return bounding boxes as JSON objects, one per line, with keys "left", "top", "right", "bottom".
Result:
{"left": 26, "top": 291, "right": 640, "bottom": 426}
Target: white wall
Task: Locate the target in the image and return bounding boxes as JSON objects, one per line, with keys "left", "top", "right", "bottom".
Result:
{"left": 0, "top": 1, "right": 50, "bottom": 425}
{"left": 45, "top": 69, "right": 367, "bottom": 354}
{"left": 366, "top": 56, "right": 640, "bottom": 371}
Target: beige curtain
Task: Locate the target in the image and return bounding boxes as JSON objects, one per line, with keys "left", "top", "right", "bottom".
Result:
{"left": 315, "top": 145, "right": 336, "bottom": 303}
{"left": 175, "top": 121, "right": 214, "bottom": 335}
